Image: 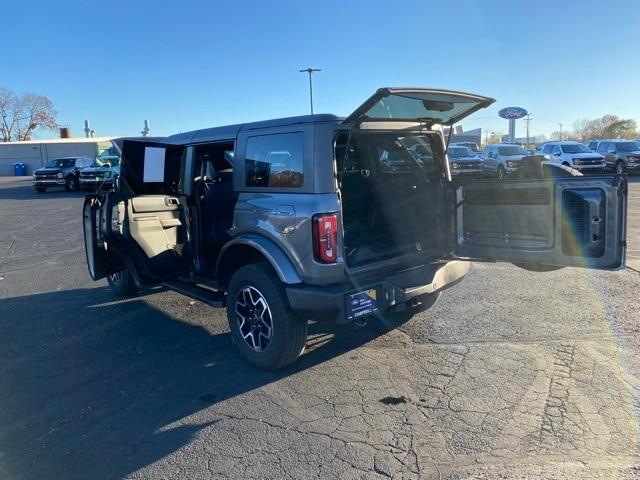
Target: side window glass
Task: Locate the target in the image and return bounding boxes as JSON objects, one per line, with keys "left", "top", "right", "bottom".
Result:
{"left": 553, "top": 146, "right": 561, "bottom": 155}
{"left": 245, "top": 132, "right": 304, "bottom": 188}
{"left": 597, "top": 142, "right": 608, "bottom": 153}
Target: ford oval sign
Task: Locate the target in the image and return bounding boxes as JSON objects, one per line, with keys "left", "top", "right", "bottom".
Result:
{"left": 499, "top": 107, "right": 528, "bottom": 120}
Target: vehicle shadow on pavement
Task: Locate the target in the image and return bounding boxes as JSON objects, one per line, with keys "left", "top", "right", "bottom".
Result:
{"left": 0, "top": 180, "right": 88, "bottom": 201}
{"left": 0, "top": 286, "right": 383, "bottom": 480}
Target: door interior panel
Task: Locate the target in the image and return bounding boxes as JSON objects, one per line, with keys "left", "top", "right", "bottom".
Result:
{"left": 452, "top": 177, "right": 626, "bottom": 269}
{"left": 131, "top": 195, "right": 180, "bottom": 213}
{"left": 127, "top": 195, "right": 184, "bottom": 259}
{"left": 459, "top": 186, "right": 553, "bottom": 249}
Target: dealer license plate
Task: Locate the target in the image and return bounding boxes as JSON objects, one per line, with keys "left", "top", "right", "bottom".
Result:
{"left": 345, "top": 288, "right": 379, "bottom": 321}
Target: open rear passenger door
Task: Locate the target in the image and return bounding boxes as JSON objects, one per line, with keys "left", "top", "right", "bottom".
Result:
{"left": 448, "top": 176, "right": 627, "bottom": 270}
{"left": 83, "top": 140, "right": 190, "bottom": 284}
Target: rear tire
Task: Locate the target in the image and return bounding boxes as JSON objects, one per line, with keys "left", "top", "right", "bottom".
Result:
{"left": 107, "top": 269, "right": 140, "bottom": 297}
{"left": 35, "top": 187, "right": 46, "bottom": 193}
{"left": 65, "top": 176, "right": 78, "bottom": 192}
{"left": 226, "top": 263, "right": 307, "bottom": 370}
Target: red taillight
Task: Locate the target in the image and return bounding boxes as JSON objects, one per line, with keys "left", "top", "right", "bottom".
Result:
{"left": 313, "top": 213, "right": 338, "bottom": 263}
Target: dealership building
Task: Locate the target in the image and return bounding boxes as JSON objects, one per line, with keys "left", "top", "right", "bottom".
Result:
{"left": 0, "top": 137, "right": 114, "bottom": 176}
{"left": 443, "top": 126, "right": 482, "bottom": 147}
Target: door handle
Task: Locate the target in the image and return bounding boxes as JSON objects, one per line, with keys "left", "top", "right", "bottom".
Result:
{"left": 164, "top": 197, "right": 179, "bottom": 206}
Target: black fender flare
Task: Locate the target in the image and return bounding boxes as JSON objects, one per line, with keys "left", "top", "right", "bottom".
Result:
{"left": 215, "top": 234, "right": 302, "bottom": 286}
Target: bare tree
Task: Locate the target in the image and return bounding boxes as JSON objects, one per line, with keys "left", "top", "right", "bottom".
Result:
{"left": 0, "top": 88, "right": 57, "bottom": 142}
{"left": 486, "top": 133, "right": 502, "bottom": 145}
{"left": 572, "top": 118, "right": 590, "bottom": 142}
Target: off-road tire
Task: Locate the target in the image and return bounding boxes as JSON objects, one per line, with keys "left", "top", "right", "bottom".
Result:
{"left": 65, "top": 176, "right": 79, "bottom": 192}
{"left": 226, "top": 263, "right": 308, "bottom": 370}
{"left": 373, "top": 291, "right": 441, "bottom": 333}
{"left": 107, "top": 269, "right": 140, "bottom": 297}
{"left": 35, "top": 187, "right": 46, "bottom": 193}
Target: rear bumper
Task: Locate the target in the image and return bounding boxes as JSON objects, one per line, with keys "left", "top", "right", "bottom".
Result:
{"left": 286, "top": 261, "right": 470, "bottom": 323}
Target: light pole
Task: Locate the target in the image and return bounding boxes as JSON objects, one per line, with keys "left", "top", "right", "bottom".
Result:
{"left": 525, "top": 113, "right": 532, "bottom": 146}
{"left": 299, "top": 68, "right": 321, "bottom": 114}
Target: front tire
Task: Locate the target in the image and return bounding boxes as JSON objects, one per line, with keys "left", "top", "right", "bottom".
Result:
{"left": 497, "top": 165, "right": 505, "bottom": 181}
{"left": 65, "top": 176, "right": 78, "bottom": 192}
{"left": 226, "top": 263, "right": 308, "bottom": 370}
{"left": 615, "top": 160, "right": 626, "bottom": 175}
{"left": 107, "top": 269, "right": 140, "bottom": 297}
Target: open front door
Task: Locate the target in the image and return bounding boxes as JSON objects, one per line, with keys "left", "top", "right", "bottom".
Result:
{"left": 82, "top": 140, "right": 190, "bottom": 284}
{"left": 449, "top": 176, "right": 627, "bottom": 270}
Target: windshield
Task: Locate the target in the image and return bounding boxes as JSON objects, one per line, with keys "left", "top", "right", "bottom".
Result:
{"left": 617, "top": 141, "right": 640, "bottom": 151}
{"left": 498, "top": 146, "right": 528, "bottom": 156}
{"left": 449, "top": 147, "right": 475, "bottom": 158}
{"left": 458, "top": 142, "right": 480, "bottom": 152}
{"left": 561, "top": 144, "right": 591, "bottom": 153}
{"left": 46, "top": 158, "right": 75, "bottom": 168}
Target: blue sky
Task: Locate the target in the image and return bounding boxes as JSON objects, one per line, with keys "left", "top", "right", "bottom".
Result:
{"left": 4, "top": 0, "right": 639, "bottom": 140}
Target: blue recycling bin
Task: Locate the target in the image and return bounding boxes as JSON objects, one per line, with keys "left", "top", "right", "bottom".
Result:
{"left": 13, "top": 163, "right": 26, "bottom": 176}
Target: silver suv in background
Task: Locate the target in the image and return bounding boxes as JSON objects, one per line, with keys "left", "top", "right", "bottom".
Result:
{"left": 595, "top": 140, "right": 640, "bottom": 174}
{"left": 82, "top": 87, "right": 627, "bottom": 370}
{"left": 540, "top": 141, "right": 606, "bottom": 173}
{"left": 482, "top": 143, "right": 530, "bottom": 179}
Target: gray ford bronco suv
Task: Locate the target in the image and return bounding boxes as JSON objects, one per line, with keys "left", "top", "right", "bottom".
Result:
{"left": 83, "top": 88, "right": 628, "bottom": 370}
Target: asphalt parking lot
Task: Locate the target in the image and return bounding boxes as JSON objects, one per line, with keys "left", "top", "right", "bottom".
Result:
{"left": 1, "top": 177, "right": 639, "bottom": 480}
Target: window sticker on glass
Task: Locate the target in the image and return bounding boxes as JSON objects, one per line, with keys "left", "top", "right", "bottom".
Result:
{"left": 143, "top": 147, "right": 165, "bottom": 182}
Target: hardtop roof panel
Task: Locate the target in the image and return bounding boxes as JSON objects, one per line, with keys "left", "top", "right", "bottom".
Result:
{"left": 165, "top": 114, "right": 343, "bottom": 145}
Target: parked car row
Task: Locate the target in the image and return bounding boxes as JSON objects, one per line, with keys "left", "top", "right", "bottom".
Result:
{"left": 32, "top": 155, "right": 119, "bottom": 193}
{"left": 447, "top": 138, "right": 640, "bottom": 180}
{"left": 31, "top": 137, "right": 162, "bottom": 193}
